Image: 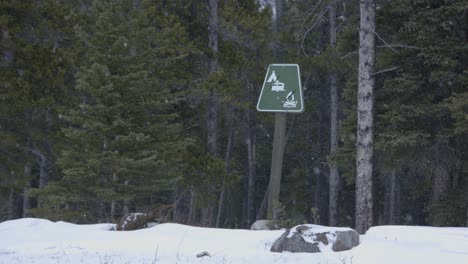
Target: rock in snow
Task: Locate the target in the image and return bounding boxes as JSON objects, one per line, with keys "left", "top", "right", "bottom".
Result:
{"left": 117, "top": 213, "right": 160, "bottom": 231}
{"left": 250, "top": 219, "right": 279, "bottom": 230}
{"left": 196, "top": 251, "right": 211, "bottom": 258}
{"left": 271, "top": 224, "right": 359, "bottom": 253}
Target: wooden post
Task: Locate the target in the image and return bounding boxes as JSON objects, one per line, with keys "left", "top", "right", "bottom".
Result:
{"left": 267, "top": 112, "right": 287, "bottom": 220}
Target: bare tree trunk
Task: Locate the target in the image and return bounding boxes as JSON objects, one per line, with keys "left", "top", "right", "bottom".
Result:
{"left": 187, "top": 188, "right": 195, "bottom": 225}
{"left": 122, "top": 179, "right": 129, "bottom": 216}
{"left": 256, "top": 187, "right": 268, "bottom": 220}
{"left": 315, "top": 69, "right": 329, "bottom": 225}
{"left": 389, "top": 170, "right": 399, "bottom": 224}
{"left": 245, "top": 80, "right": 257, "bottom": 226}
{"left": 216, "top": 107, "right": 235, "bottom": 227}
{"left": 22, "top": 187, "right": 30, "bottom": 218}
{"left": 432, "top": 165, "right": 450, "bottom": 202}
{"left": 22, "top": 163, "right": 32, "bottom": 218}
{"left": 272, "top": 0, "right": 282, "bottom": 55}
{"left": 202, "top": 0, "right": 220, "bottom": 228}
{"left": 305, "top": 118, "right": 315, "bottom": 223}
{"left": 207, "top": 0, "right": 219, "bottom": 157}
{"left": 110, "top": 173, "right": 117, "bottom": 219}
{"left": 8, "top": 188, "right": 15, "bottom": 219}
{"left": 383, "top": 172, "right": 390, "bottom": 224}
{"left": 384, "top": 169, "right": 400, "bottom": 224}
{"left": 356, "top": 0, "right": 375, "bottom": 234}
{"left": 246, "top": 108, "right": 256, "bottom": 226}
{"left": 328, "top": 0, "right": 340, "bottom": 227}
{"left": 38, "top": 156, "right": 48, "bottom": 189}
{"left": 274, "top": 0, "right": 282, "bottom": 32}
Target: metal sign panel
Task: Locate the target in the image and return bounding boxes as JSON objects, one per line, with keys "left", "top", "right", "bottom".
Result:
{"left": 256, "top": 64, "right": 304, "bottom": 113}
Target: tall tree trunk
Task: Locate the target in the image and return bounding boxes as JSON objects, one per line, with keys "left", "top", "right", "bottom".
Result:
{"left": 8, "top": 188, "right": 15, "bottom": 219}
{"left": 216, "top": 107, "right": 235, "bottom": 228}
{"left": 274, "top": 0, "right": 282, "bottom": 33}
{"left": 122, "top": 179, "right": 129, "bottom": 216}
{"left": 246, "top": 104, "right": 256, "bottom": 226}
{"left": 202, "top": 0, "right": 220, "bottom": 228}
{"left": 384, "top": 169, "right": 400, "bottom": 224}
{"left": 305, "top": 116, "right": 315, "bottom": 223}
{"left": 187, "top": 188, "right": 195, "bottom": 225}
{"left": 22, "top": 187, "right": 30, "bottom": 218}
{"left": 315, "top": 87, "right": 326, "bottom": 225}
{"left": 328, "top": 0, "right": 340, "bottom": 227}
{"left": 431, "top": 165, "right": 450, "bottom": 202}
{"left": 38, "top": 155, "right": 48, "bottom": 189}
{"left": 207, "top": 0, "right": 219, "bottom": 157}
{"left": 110, "top": 173, "right": 117, "bottom": 219}
{"left": 22, "top": 163, "right": 32, "bottom": 218}
{"left": 356, "top": 0, "right": 376, "bottom": 234}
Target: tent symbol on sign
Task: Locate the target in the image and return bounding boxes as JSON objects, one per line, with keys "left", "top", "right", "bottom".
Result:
{"left": 267, "top": 71, "right": 285, "bottom": 92}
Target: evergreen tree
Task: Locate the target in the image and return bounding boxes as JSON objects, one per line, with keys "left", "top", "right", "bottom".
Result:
{"left": 33, "top": 0, "right": 194, "bottom": 222}
{"left": 374, "top": 0, "right": 468, "bottom": 226}
{"left": 0, "top": 0, "right": 76, "bottom": 219}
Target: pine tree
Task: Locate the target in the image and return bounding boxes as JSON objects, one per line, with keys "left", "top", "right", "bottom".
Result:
{"left": 0, "top": 0, "right": 75, "bottom": 219}
{"left": 374, "top": 0, "right": 468, "bottom": 226}
{"left": 34, "top": 0, "right": 194, "bottom": 222}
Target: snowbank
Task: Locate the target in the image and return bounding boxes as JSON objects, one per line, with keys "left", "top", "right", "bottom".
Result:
{"left": 0, "top": 218, "right": 467, "bottom": 264}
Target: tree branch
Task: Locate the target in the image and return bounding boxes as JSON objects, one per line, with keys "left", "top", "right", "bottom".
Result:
{"left": 377, "top": 44, "right": 420, "bottom": 49}
{"left": 300, "top": 7, "right": 329, "bottom": 56}
{"left": 371, "top": 29, "right": 398, "bottom": 53}
{"left": 372, "top": 67, "right": 399, "bottom": 76}
{"left": 341, "top": 45, "right": 420, "bottom": 59}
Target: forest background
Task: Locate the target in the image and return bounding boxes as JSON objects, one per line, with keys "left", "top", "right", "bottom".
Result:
{"left": 0, "top": 0, "right": 467, "bottom": 232}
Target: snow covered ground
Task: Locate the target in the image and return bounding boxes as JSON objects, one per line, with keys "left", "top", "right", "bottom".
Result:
{"left": 1, "top": 218, "right": 468, "bottom": 264}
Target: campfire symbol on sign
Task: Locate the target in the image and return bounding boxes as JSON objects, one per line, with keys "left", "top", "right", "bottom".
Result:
{"left": 283, "top": 91, "right": 297, "bottom": 108}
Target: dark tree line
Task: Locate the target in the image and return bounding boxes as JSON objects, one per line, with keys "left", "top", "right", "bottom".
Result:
{"left": 0, "top": 0, "right": 466, "bottom": 232}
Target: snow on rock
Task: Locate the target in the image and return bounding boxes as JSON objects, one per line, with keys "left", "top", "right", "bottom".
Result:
{"left": 250, "top": 219, "right": 279, "bottom": 230}
{"left": 271, "top": 224, "right": 359, "bottom": 253}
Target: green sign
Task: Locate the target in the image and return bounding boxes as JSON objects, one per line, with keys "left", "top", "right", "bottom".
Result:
{"left": 256, "top": 64, "right": 304, "bottom": 113}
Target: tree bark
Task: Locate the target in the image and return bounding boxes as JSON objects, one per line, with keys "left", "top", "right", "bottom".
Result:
{"left": 328, "top": 0, "right": 340, "bottom": 227}
{"left": 356, "top": 0, "right": 376, "bottom": 234}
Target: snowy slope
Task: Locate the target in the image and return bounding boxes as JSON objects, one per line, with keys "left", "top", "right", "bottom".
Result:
{"left": 1, "top": 218, "right": 467, "bottom": 264}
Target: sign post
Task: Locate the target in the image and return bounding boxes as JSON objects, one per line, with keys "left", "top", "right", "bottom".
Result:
{"left": 257, "top": 64, "right": 303, "bottom": 220}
